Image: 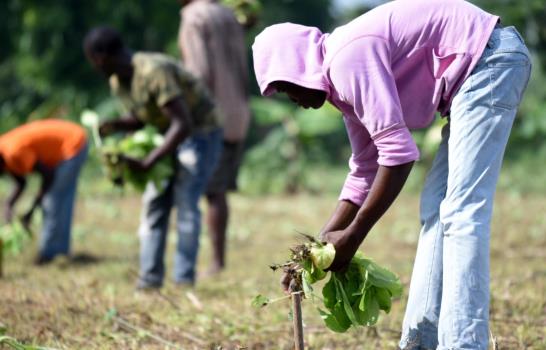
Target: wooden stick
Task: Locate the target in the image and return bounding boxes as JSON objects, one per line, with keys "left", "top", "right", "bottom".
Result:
{"left": 291, "top": 291, "right": 304, "bottom": 350}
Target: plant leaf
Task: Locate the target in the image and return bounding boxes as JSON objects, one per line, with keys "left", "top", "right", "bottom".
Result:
{"left": 310, "top": 243, "right": 335, "bottom": 270}
{"left": 251, "top": 294, "right": 270, "bottom": 308}
{"left": 318, "top": 308, "right": 350, "bottom": 333}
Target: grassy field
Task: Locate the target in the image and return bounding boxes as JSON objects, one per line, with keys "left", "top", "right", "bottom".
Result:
{"left": 0, "top": 170, "right": 545, "bottom": 349}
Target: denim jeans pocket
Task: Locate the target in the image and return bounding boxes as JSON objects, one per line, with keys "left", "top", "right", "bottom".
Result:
{"left": 490, "top": 63, "right": 530, "bottom": 110}
{"left": 485, "top": 45, "right": 531, "bottom": 109}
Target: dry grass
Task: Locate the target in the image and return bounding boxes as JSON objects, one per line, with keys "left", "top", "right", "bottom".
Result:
{"left": 0, "top": 188, "right": 545, "bottom": 349}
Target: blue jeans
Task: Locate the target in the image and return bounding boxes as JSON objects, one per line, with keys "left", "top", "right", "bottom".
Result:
{"left": 139, "top": 128, "right": 222, "bottom": 286}
{"left": 400, "top": 27, "right": 531, "bottom": 350}
{"left": 40, "top": 143, "right": 88, "bottom": 259}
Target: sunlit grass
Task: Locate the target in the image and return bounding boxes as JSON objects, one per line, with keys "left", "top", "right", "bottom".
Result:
{"left": 0, "top": 175, "right": 544, "bottom": 349}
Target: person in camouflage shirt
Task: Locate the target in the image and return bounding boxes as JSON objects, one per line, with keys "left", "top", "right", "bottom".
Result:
{"left": 84, "top": 26, "right": 222, "bottom": 289}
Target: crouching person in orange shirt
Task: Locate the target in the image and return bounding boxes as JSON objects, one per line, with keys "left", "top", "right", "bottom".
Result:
{"left": 0, "top": 119, "right": 88, "bottom": 265}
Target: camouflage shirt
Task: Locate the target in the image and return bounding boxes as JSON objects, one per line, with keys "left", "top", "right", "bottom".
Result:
{"left": 109, "top": 52, "right": 219, "bottom": 132}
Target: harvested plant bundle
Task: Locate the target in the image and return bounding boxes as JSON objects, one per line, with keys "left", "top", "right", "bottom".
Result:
{"left": 101, "top": 126, "right": 174, "bottom": 192}
{"left": 81, "top": 109, "right": 173, "bottom": 192}
{"left": 253, "top": 234, "right": 403, "bottom": 333}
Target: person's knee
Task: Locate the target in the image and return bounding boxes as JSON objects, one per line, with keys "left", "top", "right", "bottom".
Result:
{"left": 438, "top": 196, "right": 492, "bottom": 236}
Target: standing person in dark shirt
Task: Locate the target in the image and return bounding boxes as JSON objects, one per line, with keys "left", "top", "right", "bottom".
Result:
{"left": 178, "top": 0, "right": 251, "bottom": 274}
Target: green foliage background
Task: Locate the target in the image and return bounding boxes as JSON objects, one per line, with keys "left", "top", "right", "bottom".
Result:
{"left": 0, "top": 0, "right": 544, "bottom": 193}
{"left": 0, "top": 0, "right": 334, "bottom": 131}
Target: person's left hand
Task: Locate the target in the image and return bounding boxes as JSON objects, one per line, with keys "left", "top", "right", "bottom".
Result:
{"left": 320, "top": 229, "right": 360, "bottom": 272}
{"left": 121, "top": 155, "right": 151, "bottom": 172}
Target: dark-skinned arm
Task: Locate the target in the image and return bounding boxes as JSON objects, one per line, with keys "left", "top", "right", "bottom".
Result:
{"left": 21, "top": 164, "right": 55, "bottom": 227}
{"left": 99, "top": 113, "right": 145, "bottom": 137}
{"left": 124, "top": 97, "right": 193, "bottom": 171}
{"left": 281, "top": 161, "right": 414, "bottom": 293}
{"left": 321, "top": 161, "right": 414, "bottom": 271}
{"left": 4, "top": 175, "right": 27, "bottom": 223}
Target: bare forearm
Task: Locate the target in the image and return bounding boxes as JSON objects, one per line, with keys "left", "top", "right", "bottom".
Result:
{"left": 29, "top": 166, "right": 55, "bottom": 212}
{"left": 320, "top": 200, "right": 360, "bottom": 237}
{"left": 110, "top": 116, "right": 144, "bottom": 132}
{"left": 143, "top": 98, "right": 193, "bottom": 168}
{"left": 144, "top": 120, "right": 189, "bottom": 168}
{"left": 7, "top": 177, "right": 26, "bottom": 208}
{"left": 347, "top": 162, "right": 414, "bottom": 241}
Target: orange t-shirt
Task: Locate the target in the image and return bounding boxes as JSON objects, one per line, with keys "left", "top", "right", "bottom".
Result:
{"left": 0, "top": 119, "right": 87, "bottom": 176}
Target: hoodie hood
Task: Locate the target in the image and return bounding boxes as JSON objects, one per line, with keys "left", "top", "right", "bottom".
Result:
{"left": 252, "top": 23, "right": 329, "bottom": 97}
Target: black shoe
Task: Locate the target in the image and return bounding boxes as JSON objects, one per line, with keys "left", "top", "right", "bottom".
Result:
{"left": 69, "top": 253, "right": 99, "bottom": 265}
{"left": 33, "top": 254, "right": 54, "bottom": 266}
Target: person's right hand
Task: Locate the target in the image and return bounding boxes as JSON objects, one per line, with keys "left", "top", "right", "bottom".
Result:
{"left": 280, "top": 270, "right": 300, "bottom": 295}
{"left": 280, "top": 271, "right": 292, "bottom": 294}
{"left": 99, "top": 121, "right": 115, "bottom": 137}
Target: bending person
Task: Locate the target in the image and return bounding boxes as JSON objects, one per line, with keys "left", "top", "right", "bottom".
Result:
{"left": 84, "top": 26, "right": 222, "bottom": 289}
{"left": 252, "top": 1, "right": 531, "bottom": 349}
{"left": 0, "top": 119, "right": 88, "bottom": 264}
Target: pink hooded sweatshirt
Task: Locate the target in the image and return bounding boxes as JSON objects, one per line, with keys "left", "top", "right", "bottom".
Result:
{"left": 252, "top": 0, "right": 498, "bottom": 205}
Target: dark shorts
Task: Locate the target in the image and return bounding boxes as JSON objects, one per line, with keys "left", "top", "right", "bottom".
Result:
{"left": 205, "top": 140, "right": 245, "bottom": 195}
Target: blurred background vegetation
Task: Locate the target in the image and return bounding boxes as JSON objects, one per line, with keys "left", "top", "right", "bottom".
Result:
{"left": 1, "top": 0, "right": 545, "bottom": 194}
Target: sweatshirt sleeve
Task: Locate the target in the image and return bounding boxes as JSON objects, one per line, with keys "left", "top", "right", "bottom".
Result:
{"left": 328, "top": 36, "right": 420, "bottom": 167}
{"left": 338, "top": 115, "right": 379, "bottom": 206}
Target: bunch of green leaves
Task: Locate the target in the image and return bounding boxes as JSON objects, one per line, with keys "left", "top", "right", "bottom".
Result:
{"left": 254, "top": 235, "right": 403, "bottom": 333}
{"left": 101, "top": 126, "right": 174, "bottom": 192}
{"left": 0, "top": 221, "right": 32, "bottom": 256}
{"left": 316, "top": 252, "right": 403, "bottom": 332}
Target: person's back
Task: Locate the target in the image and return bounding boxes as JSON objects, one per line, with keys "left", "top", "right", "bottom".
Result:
{"left": 0, "top": 119, "right": 88, "bottom": 264}
{"left": 0, "top": 119, "right": 87, "bottom": 175}
{"left": 179, "top": 0, "right": 250, "bottom": 142}
{"left": 109, "top": 52, "right": 219, "bottom": 133}
{"left": 325, "top": 0, "right": 498, "bottom": 122}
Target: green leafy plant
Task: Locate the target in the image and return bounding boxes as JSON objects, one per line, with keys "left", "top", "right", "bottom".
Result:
{"left": 317, "top": 253, "right": 403, "bottom": 332}
{"left": 0, "top": 221, "right": 32, "bottom": 256}
{"left": 254, "top": 234, "right": 403, "bottom": 333}
{"left": 101, "top": 126, "right": 174, "bottom": 192}
{"left": 80, "top": 109, "right": 174, "bottom": 192}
